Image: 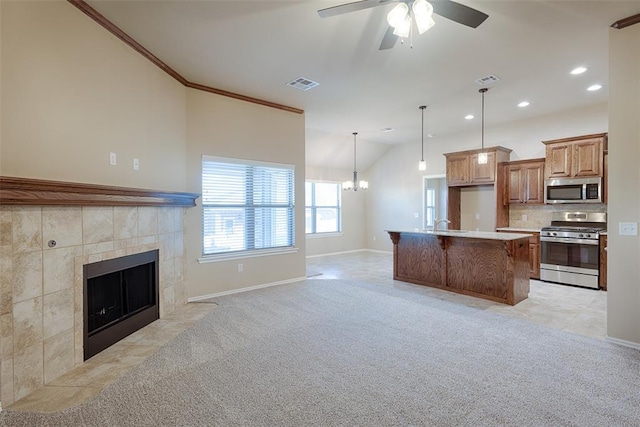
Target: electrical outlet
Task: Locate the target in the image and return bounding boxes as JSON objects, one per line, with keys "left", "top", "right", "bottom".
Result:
{"left": 109, "top": 152, "right": 117, "bottom": 166}
{"left": 133, "top": 158, "right": 139, "bottom": 170}
{"left": 475, "top": 213, "right": 480, "bottom": 220}
{"left": 414, "top": 212, "right": 419, "bottom": 218}
{"left": 619, "top": 222, "right": 638, "bottom": 236}
{"left": 522, "top": 214, "right": 528, "bottom": 221}
{"left": 237, "top": 263, "right": 243, "bottom": 272}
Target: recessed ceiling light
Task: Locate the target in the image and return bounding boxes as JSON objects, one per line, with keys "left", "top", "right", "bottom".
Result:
{"left": 587, "top": 84, "right": 603, "bottom": 91}
{"left": 571, "top": 66, "right": 588, "bottom": 75}
{"left": 465, "top": 115, "right": 474, "bottom": 120}
{"left": 380, "top": 127, "right": 395, "bottom": 132}
{"left": 518, "top": 101, "right": 530, "bottom": 108}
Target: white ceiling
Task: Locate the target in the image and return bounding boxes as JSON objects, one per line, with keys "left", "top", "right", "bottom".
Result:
{"left": 86, "top": 0, "right": 640, "bottom": 170}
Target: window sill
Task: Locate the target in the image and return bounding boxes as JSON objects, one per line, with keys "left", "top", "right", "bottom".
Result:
{"left": 306, "top": 232, "right": 343, "bottom": 239}
{"left": 198, "top": 247, "right": 299, "bottom": 263}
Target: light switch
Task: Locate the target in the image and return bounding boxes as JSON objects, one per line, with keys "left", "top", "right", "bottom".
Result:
{"left": 475, "top": 213, "right": 480, "bottom": 220}
{"left": 619, "top": 222, "right": 638, "bottom": 236}
{"left": 133, "top": 158, "right": 139, "bottom": 170}
{"left": 414, "top": 212, "right": 419, "bottom": 218}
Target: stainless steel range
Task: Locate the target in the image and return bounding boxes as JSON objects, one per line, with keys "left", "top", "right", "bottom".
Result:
{"left": 540, "top": 211, "right": 606, "bottom": 289}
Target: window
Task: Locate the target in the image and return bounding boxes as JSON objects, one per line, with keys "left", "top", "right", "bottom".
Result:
{"left": 202, "top": 156, "right": 295, "bottom": 256}
{"left": 305, "top": 181, "right": 341, "bottom": 234}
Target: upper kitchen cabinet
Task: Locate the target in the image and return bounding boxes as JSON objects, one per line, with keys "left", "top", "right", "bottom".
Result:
{"left": 444, "top": 146, "right": 512, "bottom": 186}
{"left": 542, "top": 133, "right": 607, "bottom": 180}
{"left": 505, "top": 158, "right": 545, "bottom": 205}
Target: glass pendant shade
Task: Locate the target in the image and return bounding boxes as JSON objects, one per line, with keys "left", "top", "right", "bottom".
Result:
{"left": 413, "top": 0, "right": 436, "bottom": 34}
{"left": 418, "top": 160, "right": 427, "bottom": 171}
{"left": 387, "top": 2, "right": 409, "bottom": 28}
{"left": 477, "top": 152, "right": 488, "bottom": 164}
{"left": 393, "top": 15, "right": 411, "bottom": 37}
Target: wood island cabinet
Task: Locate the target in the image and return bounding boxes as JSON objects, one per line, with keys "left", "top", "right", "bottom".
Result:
{"left": 444, "top": 146, "right": 512, "bottom": 186}
{"left": 497, "top": 229, "right": 540, "bottom": 280}
{"left": 543, "top": 133, "right": 607, "bottom": 180}
{"left": 505, "top": 158, "right": 545, "bottom": 205}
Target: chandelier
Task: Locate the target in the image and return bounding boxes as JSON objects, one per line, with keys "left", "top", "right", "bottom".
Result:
{"left": 387, "top": 0, "right": 436, "bottom": 42}
{"left": 342, "top": 132, "right": 369, "bottom": 191}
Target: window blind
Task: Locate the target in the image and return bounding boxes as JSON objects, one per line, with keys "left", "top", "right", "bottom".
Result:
{"left": 202, "top": 156, "right": 295, "bottom": 256}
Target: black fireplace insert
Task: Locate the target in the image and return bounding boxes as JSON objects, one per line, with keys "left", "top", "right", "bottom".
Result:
{"left": 83, "top": 250, "right": 159, "bottom": 360}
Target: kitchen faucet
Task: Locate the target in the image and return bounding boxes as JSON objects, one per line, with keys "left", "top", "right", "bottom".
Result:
{"left": 434, "top": 218, "right": 451, "bottom": 231}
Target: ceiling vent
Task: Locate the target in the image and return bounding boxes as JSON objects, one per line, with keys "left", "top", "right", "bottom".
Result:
{"left": 286, "top": 77, "right": 319, "bottom": 91}
{"left": 475, "top": 74, "right": 501, "bottom": 85}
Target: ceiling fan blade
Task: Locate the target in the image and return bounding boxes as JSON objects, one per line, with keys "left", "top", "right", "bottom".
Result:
{"left": 318, "top": 0, "right": 393, "bottom": 18}
{"left": 431, "top": 0, "right": 488, "bottom": 28}
{"left": 379, "top": 26, "right": 399, "bottom": 50}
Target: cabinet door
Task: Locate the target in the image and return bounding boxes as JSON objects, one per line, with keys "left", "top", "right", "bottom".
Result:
{"left": 470, "top": 152, "right": 496, "bottom": 184}
{"left": 545, "top": 143, "right": 572, "bottom": 179}
{"left": 507, "top": 165, "right": 525, "bottom": 204}
{"left": 573, "top": 139, "right": 602, "bottom": 177}
{"left": 523, "top": 162, "right": 545, "bottom": 204}
{"left": 446, "top": 155, "right": 470, "bottom": 186}
{"left": 529, "top": 241, "right": 540, "bottom": 279}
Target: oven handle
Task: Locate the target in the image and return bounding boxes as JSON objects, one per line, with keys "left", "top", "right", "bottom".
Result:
{"left": 540, "top": 236, "right": 599, "bottom": 245}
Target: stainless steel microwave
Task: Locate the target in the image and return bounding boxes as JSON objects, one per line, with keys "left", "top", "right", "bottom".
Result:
{"left": 544, "top": 177, "right": 602, "bottom": 204}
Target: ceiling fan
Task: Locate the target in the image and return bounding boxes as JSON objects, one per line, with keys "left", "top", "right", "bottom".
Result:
{"left": 317, "top": 0, "right": 489, "bottom": 50}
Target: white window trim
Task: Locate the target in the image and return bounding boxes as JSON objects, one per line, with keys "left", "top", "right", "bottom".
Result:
{"left": 306, "top": 231, "right": 343, "bottom": 239}
{"left": 198, "top": 246, "right": 299, "bottom": 263}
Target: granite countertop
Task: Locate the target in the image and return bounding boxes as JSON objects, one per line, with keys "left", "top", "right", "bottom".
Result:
{"left": 386, "top": 229, "right": 533, "bottom": 241}
{"left": 496, "top": 227, "right": 541, "bottom": 233}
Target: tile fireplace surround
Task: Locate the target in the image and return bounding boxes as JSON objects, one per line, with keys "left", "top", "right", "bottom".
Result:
{"left": 0, "top": 178, "right": 198, "bottom": 406}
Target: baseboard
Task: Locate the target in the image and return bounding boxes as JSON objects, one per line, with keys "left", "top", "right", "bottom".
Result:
{"left": 187, "top": 276, "right": 306, "bottom": 302}
{"left": 306, "top": 248, "right": 392, "bottom": 258}
{"left": 605, "top": 335, "right": 640, "bottom": 350}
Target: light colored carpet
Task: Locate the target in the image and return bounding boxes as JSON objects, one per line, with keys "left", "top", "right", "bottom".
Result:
{"left": 2, "top": 278, "right": 639, "bottom": 426}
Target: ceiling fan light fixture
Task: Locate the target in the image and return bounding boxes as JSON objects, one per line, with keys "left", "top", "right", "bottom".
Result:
{"left": 413, "top": 0, "right": 435, "bottom": 34}
{"left": 387, "top": 2, "right": 409, "bottom": 28}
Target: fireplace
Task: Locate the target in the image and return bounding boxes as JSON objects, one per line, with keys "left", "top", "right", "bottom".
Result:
{"left": 83, "top": 249, "right": 160, "bottom": 360}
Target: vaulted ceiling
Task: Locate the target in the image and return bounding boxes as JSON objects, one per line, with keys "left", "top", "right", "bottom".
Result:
{"left": 86, "top": 1, "right": 640, "bottom": 170}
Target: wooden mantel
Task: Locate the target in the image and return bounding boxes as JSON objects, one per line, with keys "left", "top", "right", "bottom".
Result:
{"left": 0, "top": 176, "right": 200, "bottom": 207}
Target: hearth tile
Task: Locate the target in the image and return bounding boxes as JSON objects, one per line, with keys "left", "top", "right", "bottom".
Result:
{"left": 47, "top": 361, "right": 133, "bottom": 388}
{"left": 14, "top": 342, "right": 43, "bottom": 400}
{"left": 85, "top": 342, "right": 159, "bottom": 366}
{"left": 42, "top": 207, "right": 82, "bottom": 249}
{"left": 43, "top": 246, "right": 75, "bottom": 294}
{"left": 0, "top": 247, "right": 11, "bottom": 314}
{"left": 138, "top": 234, "right": 157, "bottom": 246}
{"left": 43, "top": 288, "right": 74, "bottom": 339}
{"left": 138, "top": 207, "right": 158, "bottom": 236}
{"left": 157, "top": 207, "right": 175, "bottom": 233}
{"left": 7, "top": 384, "right": 100, "bottom": 412}
{"left": 0, "top": 208, "right": 12, "bottom": 247}
{"left": 12, "top": 207, "right": 42, "bottom": 253}
{"left": 1, "top": 312, "right": 13, "bottom": 358}
{"left": 158, "top": 232, "right": 174, "bottom": 260}
{"left": 82, "top": 207, "right": 114, "bottom": 244}
{"left": 162, "top": 285, "right": 176, "bottom": 316}
{"left": 44, "top": 329, "right": 74, "bottom": 384}
{"left": 160, "top": 259, "right": 175, "bottom": 289}
{"left": 13, "top": 297, "right": 43, "bottom": 353}
{"left": 12, "top": 251, "right": 43, "bottom": 303}
{"left": 114, "top": 206, "right": 138, "bottom": 239}
{"left": 83, "top": 241, "right": 114, "bottom": 256}
{"left": 115, "top": 237, "right": 139, "bottom": 250}
{"left": 174, "top": 232, "right": 184, "bottom": 257}
{"left": 1, "top": 356, "right": 14, "bottom": 406}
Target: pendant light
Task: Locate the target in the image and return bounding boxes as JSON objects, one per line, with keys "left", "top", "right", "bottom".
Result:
{"left": 418, "top": 105, "right": 427, "bottom": 171}
{"left": 478, "top": 88, "right": 488, "bottom": 165}
{"left": 342, "top": 132, "right": 369, "bottom": 191}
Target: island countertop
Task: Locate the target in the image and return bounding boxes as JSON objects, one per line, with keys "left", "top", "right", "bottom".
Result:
{"left": 386, "top": 229, "right": 533, "bottom": 241}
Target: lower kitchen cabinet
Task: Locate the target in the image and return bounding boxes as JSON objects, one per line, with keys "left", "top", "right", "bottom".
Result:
{"left": 599, "top": 234, "right": 607, "bottom": 291}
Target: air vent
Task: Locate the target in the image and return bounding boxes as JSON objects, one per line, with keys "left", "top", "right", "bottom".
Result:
{"left": 286, "top": 77, "right": 319, "bottom": 91}
{"left": 475, "top": 74, "right": 501, "bottom": 85}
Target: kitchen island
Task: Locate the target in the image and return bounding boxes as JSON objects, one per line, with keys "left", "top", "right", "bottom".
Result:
{"left": 386, "top": 230, "right": 531, "bottom": 305}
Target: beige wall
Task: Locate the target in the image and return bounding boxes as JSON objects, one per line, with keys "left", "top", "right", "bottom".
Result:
{"left": 460, "top": 186, "right": 496, "bottom": 232}
{"left": 305, "top": 166, "right": 366, "bottom": 256}
{"left": 0, "top": 1, "right": 187, "bottom": 191}
{"left": 607, "top": 24, "right": 640, "bottom": 346}
{"left": 366, "top": 103, "right": 608, "bottom": 252}
{"left": 184, "top": 89, "right": 306, "bottom": 299}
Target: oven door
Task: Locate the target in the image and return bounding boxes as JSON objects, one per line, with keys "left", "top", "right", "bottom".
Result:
{"left": 540, "top": 237, "right": 600, "bottom": 288}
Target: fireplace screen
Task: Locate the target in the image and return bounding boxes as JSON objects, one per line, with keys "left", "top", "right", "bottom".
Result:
{"left": 83, "top": 250, "right": 159, "bottom": 360}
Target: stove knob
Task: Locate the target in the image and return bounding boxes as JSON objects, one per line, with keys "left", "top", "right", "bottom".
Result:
{"left": 578, "top": 233, "right": 584, "bottom": 238}
{"left": 551, "top": 232, "right": 557, "bottom": 237}
{"left": 585, "top": 234, "right": 591, "bottom": 238}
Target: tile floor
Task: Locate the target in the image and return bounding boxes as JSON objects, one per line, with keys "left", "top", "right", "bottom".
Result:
{"left": 6, "top": 250, "right": 606, "bottom": 413}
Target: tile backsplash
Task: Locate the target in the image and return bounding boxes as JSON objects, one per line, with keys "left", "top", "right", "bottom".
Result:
{"left": 0, "top": 205, "right": 187, "bottom": 405}
{"left": 509, "top": 204, "right": 608, "bottom": 229}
